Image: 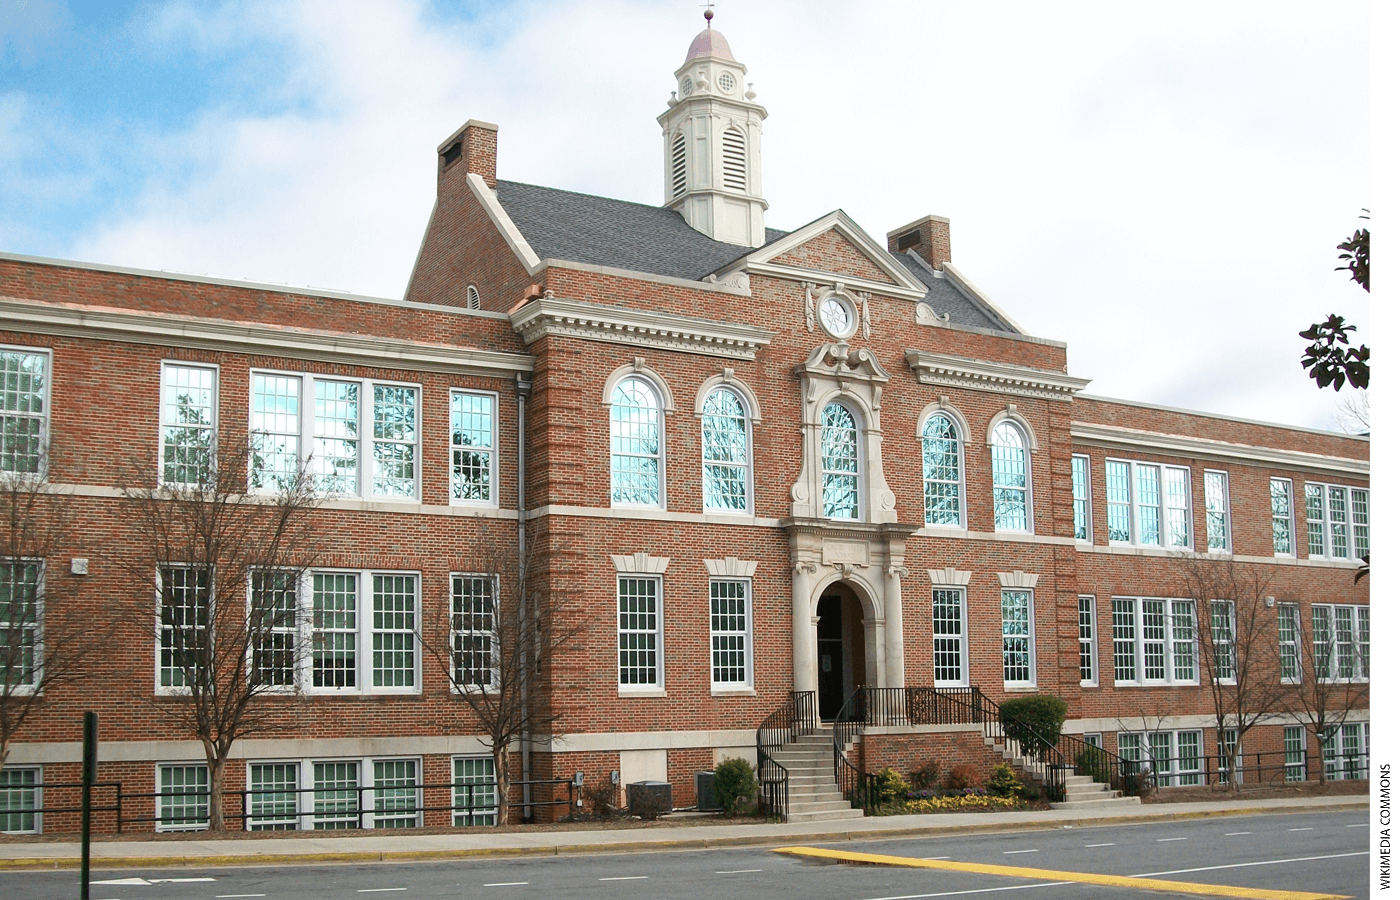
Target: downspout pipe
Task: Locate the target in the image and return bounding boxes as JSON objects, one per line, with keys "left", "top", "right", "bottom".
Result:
{"left": 515, "top": 372, "right": 533, "bottom": 820}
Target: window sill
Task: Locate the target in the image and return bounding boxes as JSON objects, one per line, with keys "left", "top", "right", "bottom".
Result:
{"left": 1003, "top": 684, "right": 1038, "bottom": 692}
{"left": 1079, "top": 680, "right": 1099, "bottom": 689}
{"left": 619, "top": 687, "right": 667, "bottom": 698}
{"left": 710, "top": 687, "right": 756, "bottom": 697}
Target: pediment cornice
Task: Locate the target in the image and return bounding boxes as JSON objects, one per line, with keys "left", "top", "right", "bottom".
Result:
{"left": 904, "top": 349, "right": 1090, "bottom": 402}
{"left": 509, "top": 294, "right": 774, "bottom": 360}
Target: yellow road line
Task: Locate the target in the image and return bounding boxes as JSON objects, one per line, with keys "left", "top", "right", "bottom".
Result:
{"left": 771, "top": 846, "right": 1350, "bottom": 900}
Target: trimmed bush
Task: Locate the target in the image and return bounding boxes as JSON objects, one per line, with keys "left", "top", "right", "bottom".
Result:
{"left": 872, "top": 767, "right": 910, "bottom": 805}
{"left": 999, "top": 694, "right": 1069, "bottom": 759}
{"left": 713, "top": 757, "right": 759, "bottom": 815}
{"left": 908, "top": 760, "right": 941, "bottom": 792}
{"left": 945, "top": 763, "right": 979, "bottom": 792}
{"left": 986, "top": 763, "right": 1023, "bottom": 799}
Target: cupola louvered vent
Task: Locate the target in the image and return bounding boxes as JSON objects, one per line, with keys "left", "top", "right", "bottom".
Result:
{"left": 670, "top": 132, "right": 686, "bottom": 199}
{"left": 721, "top": 127, "right": 746, "bottom": 192}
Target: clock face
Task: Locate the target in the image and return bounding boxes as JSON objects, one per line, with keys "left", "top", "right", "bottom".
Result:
{"left": 820, "top": 296, "right": 854, "bottom": 337}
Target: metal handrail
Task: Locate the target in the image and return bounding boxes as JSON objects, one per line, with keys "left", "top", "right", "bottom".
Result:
{"left": 755, "top": 690, "right": 817, "bottom": 821}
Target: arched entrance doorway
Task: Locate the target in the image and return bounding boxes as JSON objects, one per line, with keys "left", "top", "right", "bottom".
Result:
{"left": 816, "top": 583, "right": 867, "bottom": 720}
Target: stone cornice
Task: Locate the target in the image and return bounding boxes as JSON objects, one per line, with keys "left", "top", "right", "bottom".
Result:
{"left": 743, "top": 261, "right": 927, "bottom": 301}
{"left": 508, "top": 295, "right": 774, "bottom": 359}
{"left": 1070, "top": 422, "right": 1369, "bottom": 477}
{"left": 0, "top": 296, "right": 534, "bottom": 378}
{"left": 904, "top": 349, "right": 1090, "bottom": 401}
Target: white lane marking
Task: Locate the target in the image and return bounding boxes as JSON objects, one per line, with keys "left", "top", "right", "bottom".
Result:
{"left": 1288, "top": 827, "right": 1314, "bottom": 831}
{"left": 1347, "top": 823, "right": 1369, "bottom": 828}
{"left": 1155, "top": 837, "right": 1188, "bottom": 842}
{"left": 217, "top": 895, "right": 267, "bottom": 898}
{"left": 1133, "top": 849, "right": 1367, "bottom": 877}
{"left": 1084, "top": 842, "right": 1114, "bottom": 848}
{"left": 92, "top": 879, "right": 149, "bottom": 886}
{"left": 357, "top": 890, "right": 408, "bottom": 893}
{"left": 921, "top": 856, "right": 952, "bottom": 860}
{"left": 484, "top": 883, "right": 529, "bottom": 887}
{"left": 151, "top": 878, "right": 216, "bottom": 883}
{"left": 1225, "top": 831, "right": 1252, "bottom": 836}
{"left": 716, "top": 869, "right": 764, "bottom": 873}
{"left": 600, "top": 876, "right": 649, "bottom": 881}
{"left": 1002, "top": 849, "right": 1038, "bottom": 854}
{"left": 860, "top": 883, "right": 1074, "bottom": 899}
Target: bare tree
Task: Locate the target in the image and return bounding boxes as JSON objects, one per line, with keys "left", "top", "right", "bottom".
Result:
{"left": 1, "top": 451, "right": 109, "bottom": 772}
{"left": 1178, "top": 557, "right": 1290, "bottom": 790}
{"left": 1332, "top": 390, "right": 1369, "bottom": 434}
{"left": 1282, "top": 600, "right": 1370, "bottom": 782}
{"left": 122, "top": 439, "right": 319, "bottom": 830}
{"left": 425, "top": 525, "right": 577, "bottom": 826}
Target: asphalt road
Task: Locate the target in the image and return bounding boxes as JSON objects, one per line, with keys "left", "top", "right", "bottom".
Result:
{"left": 3, "top": 810, "right": 1369, "bottom": 900}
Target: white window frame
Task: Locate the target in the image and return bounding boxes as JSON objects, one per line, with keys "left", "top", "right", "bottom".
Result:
{"left": 451, "top": 573, "right": 499, "bottom": 693}
{"left": 990, "top": 421, "right": 1032, "bottom": 533}
{"left": 0, "top": 346, "right": 51, "bottom": 476}
{"left": 1203, "top": 469, "right": 1231, "bottom": 552}
{"left": 1210, "top": 599, "right": 1236, "bottom": 684}
{"left": 700, "top": 387, "right": 753, "bottom": 515}
{"left": 247, "top": 369, "right": 422, "bottom": 501}
{"left": 921, "top": 412, "right": 965, "bottom": 529}
{"left": 156, "top": 762, "right": 210, "bottom": 832}
{"left": 155, "top": 565, "right": 210, "bottom": 696}
{"left": 1000, "top": 588, "right": 1035, "bottom": 688}
{"left": 0, "top": 765, "right": 42, "bottom": 834}
{"left": 609, "top": 374, "right": 666, "bottom": 509}
{"left": 932, "top": 587, "right": 968, "bottom": 687}
{"left": 249, "top": 569, "right": 300, "bottom": 691}
{"left": 246, "top": 760, "right": 301, "bottom": 830}
{"left": 820, "top": 401, "right": 862, "bottom": 521}
{"left": 1303, "top": 482, "right": 1369, "bottom": 561}
{"left": 1311, "top": 603, "right": 1369, "bottom": 683}
{"left": 1105, "top": 458, "right": 1192, "bottom": 549}
{"left": 1283, "top": 725, "right": 1307, "bottom": 782}
{"left": 160, "top": 362, "right": 218, "bottom": 488}
{"left": 618, "top": 575, "right": 663, "bottom": 692}
{"left": 1216, "top": 727, "right": 1242, "bottom": 785}
{"left": 245, "top": 757, "right": 424, "bottom": 830}
{"left": 1270, "top": 477, "right": 1295, "bottom": 556}
{"left": 1322, "top": 722, "right": 1369, "bottom": 781}
{"left": 0, "top": 558, "right": 43, "bottom": 695}
{"left": 1118, "top": 730, "right": 1203, "bottom": 787}
{"left": 1109, "top": 596, "right": 1199, "bottom": 686}
{"left": 449, "top": 389, "right": 498, "bottom": 507}
{"left": 452, "top": 756, "right": 498, "bottom": 826}
{"left": 709, "top": 577, "right": 752, "bottom": 691}
{"left": 1078, "top": 595, "right": 1098, "bottom": 687}
{"left": 1071, "top": 453, "right": 1091, "bottom": 542}
{"left": 1278, "top": 602, "right": 1301, "bottom": 684}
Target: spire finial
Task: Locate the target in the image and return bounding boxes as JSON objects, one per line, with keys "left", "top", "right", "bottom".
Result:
{"left": 701, "top": 2, "right": 715, "bottom": 26}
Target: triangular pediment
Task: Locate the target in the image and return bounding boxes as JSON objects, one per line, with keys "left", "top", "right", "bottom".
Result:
{"left": 715, "top": 210, "right": 928, "bottom": 300}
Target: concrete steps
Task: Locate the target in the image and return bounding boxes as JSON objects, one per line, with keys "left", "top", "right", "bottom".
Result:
{"left": 763, "top": 728, "right": 865, "bottom": 823}
{"left": 982, "top": 736, "right": 1141, "bottom": 811}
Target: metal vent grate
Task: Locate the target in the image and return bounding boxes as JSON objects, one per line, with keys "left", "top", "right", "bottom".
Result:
{"left": 670, "top": 132, "right": 686, "bottom": 199}
{"left": 721, "top": 127, "right": 745, "bottom": 192}
{"left": 467, "top": 285, "right": 481, "bottom": 310}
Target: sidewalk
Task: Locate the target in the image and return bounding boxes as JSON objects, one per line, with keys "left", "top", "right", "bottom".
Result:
{"left": 0, "top": 796, "right": 1368, "bottom": 870}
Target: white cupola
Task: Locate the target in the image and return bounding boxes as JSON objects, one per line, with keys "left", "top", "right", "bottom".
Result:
{"left": 657, "top": 11, "right": 768, "bottom": 247}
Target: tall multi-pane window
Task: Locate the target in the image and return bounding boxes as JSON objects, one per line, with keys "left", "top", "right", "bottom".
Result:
{"left": 250, "top": 570, "right": 298, "bottom": 688}
{"left": 160, "top": 363, "right": 216, "bottom": 486}
{"left": 1000, "top": 589, "right": 1034, "bottom": 685}
{"left": 1203, "top": 470, "right": 1230, "bottom": 551}
{"left": 1311, "top": 604, "right": 1369, "bottom": 682}
{"left": 709, "top": 579, "right": 750, "bottom": 688}
{"left": 1283, "top": 726, "right": 1307, "bottom": 782}
{"left": 1210, "top": 600, "right": 1236, "bottom": 682}
{"left": 371, "top": 575, "right": 417, "bottom": 689}
{"left": 0, "top": 561, "right": 41, "bottom": 690}
{"left": 250, "top": 374, "right": 420, "bottom": 499}
{"left": 1323, "top": 723, "right": 1369, "bottom": 781}
{"left": 312, "top": 572, "right": 358, "bottom": 689}
{"left": 1071, "top": 454, "right": 1091, "bottom": 541}
{"left": 1078, "top": 595, "right": 1098, "bottom": 685}
{"left": 157, "top": 566, "right": 210, "bottom": 691}
{"left": 932, "top": 588, "right": 966, "bottom": 686}
{"left": 610, "top": 377, "right": 663, "bottom": 507}
{"left": 157, "top": 764, "right": 209, "bottom": 831}
{"left": 1105, "top": 460, "right": 1191, "bottom": 548}
{"left": 453, "top": 757, "right": 497, "bottom": 826}
{"left": 1, "top": 348, "right": 49, "bottom": 474}
{"left": 1111, "top": 596, "right": 1197, "bottom": 685}
{"left": 248, "top": 763, "right": 299, "bottom": 830}
{"left": 990, "top": 422, "right": 1030, "bottom": 531}
{"left": 1304, "top": 483, "right": 1369, "bottom": 560}
{"left": 312, "top": 761, "right": 361, "bottom": 829}
{"left": 1119, "top": 731, "right": 1202, "bottom": 787}
{"left": 921, "top": 414, "right": 962, "bottom": 526}
{"left": 452, "top": 574, "right": 498, "bottom": 691}
{"left": 0, "top": 767, "right": 41, "bottom": 834}
{"left": 701, "top": 388, "right": 750, "bottom": 513}
{"left": 1270, "top": 478, "right": 1295, "bottom": 555}
{"left": 298, "top": 570, "right": 421, "bottom": 694}
{"left": 450, "top": 391, "right": 495, "bottom": 504}
{"left": 820, "top": 403, "right": 859, "bottom": 519}
{"left": 618, "top": 576, "right": 661, "bottom": 687}
{"left": 1278, "top": 603, "right": 1300, "bottom": 683}
{"left": 372, "top": 759, "right": 420, "bottom": 828}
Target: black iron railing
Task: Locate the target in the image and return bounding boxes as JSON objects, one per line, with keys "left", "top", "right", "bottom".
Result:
{"left": 755, "top": 690, "right": 818, "bottom": 822}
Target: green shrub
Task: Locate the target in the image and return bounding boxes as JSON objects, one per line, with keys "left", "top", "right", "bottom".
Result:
{"left": 945, "top": 763, "right": 979, "bottom": 792}
{"left": 986, "top": 763, "right": 1023, "bottom": 799}
{"left": 713, "top": 758, "right": 759, "bottom": 815}
{"left": 908, "top": 760, "right": 941, "bottom": 792}
{"left": 872, "top": 767, "right": 910, "bottom": 805}
{"left": 999, "top": 695, "right": 1069, "bottom": 759}
{"left": 1075, "top": 745, "right": 1111, "bottom": 783}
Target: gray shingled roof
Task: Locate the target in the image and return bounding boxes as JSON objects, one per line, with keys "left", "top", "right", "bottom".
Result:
{"left": 494, "top": 180, "right": 1017, "bottom": 334}
{"left": 894, "top": 250, "right": 1016, "bottom": 333}
{"left": 495, "top": 180, "right": 785, "bottom": 281}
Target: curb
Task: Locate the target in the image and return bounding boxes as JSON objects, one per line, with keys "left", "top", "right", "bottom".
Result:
{"left": 0, "top": 800, "right": 1368, "bottom": 871}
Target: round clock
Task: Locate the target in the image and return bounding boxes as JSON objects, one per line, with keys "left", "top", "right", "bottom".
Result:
{"left": 819, "top": 294, "right": 856, "bottom": 339}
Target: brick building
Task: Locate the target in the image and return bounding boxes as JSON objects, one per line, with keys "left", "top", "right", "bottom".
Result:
{"left": 0, "top": 18, "right": 1368, "bottom": 832}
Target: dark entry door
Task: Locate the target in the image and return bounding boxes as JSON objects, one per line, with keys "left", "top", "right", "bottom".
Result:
{"left": 816, "top": 593, "right": 844, "bottom": 720}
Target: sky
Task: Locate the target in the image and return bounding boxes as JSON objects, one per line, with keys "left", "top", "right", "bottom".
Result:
{"left": 0, "top": 0, "right": 1372, "bottom": 432}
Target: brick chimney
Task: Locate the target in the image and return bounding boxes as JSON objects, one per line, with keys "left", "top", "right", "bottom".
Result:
{"left": 887, "top": 214, "right": 951, "bottom": 271}
{"left": 437, "top": 119, "right": 498, "bottom": 190}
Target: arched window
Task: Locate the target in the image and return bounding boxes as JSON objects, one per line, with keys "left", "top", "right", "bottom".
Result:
{"left": 991, "top": 421, "right": 1030, "bottom": 531}
{"left": 701, "top": 387, "right": 749, "bottom": 512}
{"left": 721, "top": 126, "right": 745, "bottom": 191}
{"left": 610, "top": 376, "right": 663, "bottom": 506}
{"left": 921, "top": 413, "right": 962, "bottom": 527}
{"left": 821, "top": 402, "right": 859, "bottom": 520}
